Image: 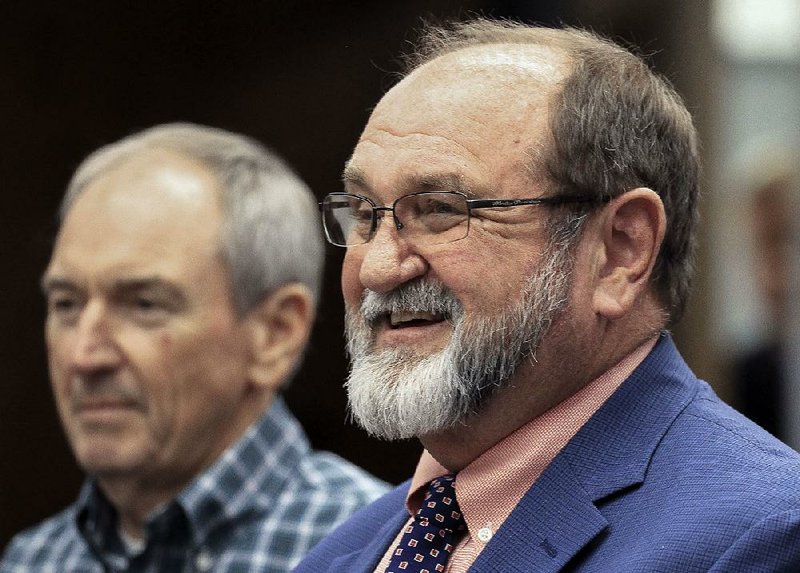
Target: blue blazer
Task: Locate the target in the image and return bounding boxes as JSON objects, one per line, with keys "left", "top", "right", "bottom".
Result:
{"left": 296, "top": 335, "right": 800, "bottom": 572}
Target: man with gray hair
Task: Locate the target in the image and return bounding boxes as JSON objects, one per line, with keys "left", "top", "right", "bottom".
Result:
{"left": 1, "top": 123, "right": 387, "bottom": 572}
{"left": 297, "top": 19, "right": 800, "bottom": 573}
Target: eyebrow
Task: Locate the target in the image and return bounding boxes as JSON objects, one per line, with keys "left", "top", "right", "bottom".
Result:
{"left": 412, "top": 173, "right": 474, "bottom": 197}
{"left": 41, "top": 275, "right": 186, "bottom": 304}
{"left": 342, "top": 165, "right": 368, "bottom": 190}
{"left": 41, "top": 275, "right": 75, "bottom": 295}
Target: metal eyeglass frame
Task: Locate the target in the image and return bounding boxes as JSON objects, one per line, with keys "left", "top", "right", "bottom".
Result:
{"left": 319, "top": 190, "right": 612, "bottom": 247}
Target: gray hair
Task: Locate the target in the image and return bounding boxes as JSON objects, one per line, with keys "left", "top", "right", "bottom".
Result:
{"left": 61, "top": 122, "right": 324, "bottom": 314}
{"left": 403, "top": 20, "right": 701, "bottom": 325}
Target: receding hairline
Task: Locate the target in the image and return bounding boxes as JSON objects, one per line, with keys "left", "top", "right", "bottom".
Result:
{"left": 61, "top": 123, "right": 277, "bottom": 219}
{"left": 420, "top": 40, "right": 569, "bottom": 72}
{"left": 401, "top": 19, "right": 611, "bottom": 73}
{"left": 90, "top": 145, "right": 217, "bottom": 180}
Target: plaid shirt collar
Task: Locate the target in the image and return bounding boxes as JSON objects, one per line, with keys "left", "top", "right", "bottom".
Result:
{"left": 74, "top": 396, "right": 310, "bottom": 563}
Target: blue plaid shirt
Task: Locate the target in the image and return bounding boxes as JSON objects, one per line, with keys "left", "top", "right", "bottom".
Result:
{"left": 1, "top": 397, "right": 389, "bottom": 573}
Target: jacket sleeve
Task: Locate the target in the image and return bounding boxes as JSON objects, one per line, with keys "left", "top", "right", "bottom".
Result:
{"left": 708, "top": 509, "right": 800, "bottom": 572}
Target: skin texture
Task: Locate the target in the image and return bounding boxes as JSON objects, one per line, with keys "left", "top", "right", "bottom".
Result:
{"left": 42, "top": 149, "right": 314, "bottom": 538}
{"left": 341, "top": 45, "right": 667, "bottom": 471}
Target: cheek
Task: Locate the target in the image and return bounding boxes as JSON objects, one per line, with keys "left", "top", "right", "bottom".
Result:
{"left": 143, "top": 333, "right": 208, "bottom": 440}
{"left": 48, "top": 371, "right": 71, "bottom": 424}
{"left": 341, "top": 251, "right": 364, "bottom": 304}
{"left": 128, "top": 330, "right": 196, "bottom": 436}
{"left": 159, "top": 332, "right": 173, "bottom": 350}
{"left": 147, "top": 332, "right": 177, "bottom": 382}
{"left": 435, "top": 248, "right": 537, "bottom": 313}
{"left": 162, "top": 323, "right": 247, "bottom": 395}
{"left": 45, "top": 328, "right": 73, "bottom": 402}
{"left": 45, "top": 321, "right": 68, "bottom": 365}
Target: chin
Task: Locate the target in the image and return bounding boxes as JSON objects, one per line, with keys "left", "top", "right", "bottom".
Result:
{"left": 72, "top": 437, "right": 148, "bottom": 477}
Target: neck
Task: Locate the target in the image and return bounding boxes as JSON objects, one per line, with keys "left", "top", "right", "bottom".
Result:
{"left": 420, "top": 334, "right": 592, "bottom": 471}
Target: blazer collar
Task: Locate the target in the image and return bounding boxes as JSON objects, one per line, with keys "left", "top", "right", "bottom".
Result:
{"left": 564, "top": 332, "right": 697, "bottom": 500}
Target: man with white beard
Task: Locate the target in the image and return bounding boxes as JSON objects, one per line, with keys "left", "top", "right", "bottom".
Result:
{"left": 296, "top": 19, "right": 800, "bottom": 573}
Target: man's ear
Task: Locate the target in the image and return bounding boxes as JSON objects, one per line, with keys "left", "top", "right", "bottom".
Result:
{"left": 244, "top": 283, "right": 315, "bottom": 393}
{"left": 591, "top": 188, "right": 666, "bottom": 320}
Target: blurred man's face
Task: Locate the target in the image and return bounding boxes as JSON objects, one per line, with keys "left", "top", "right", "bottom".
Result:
{"left": 340, "top": 46, "right": 575, "bottom": 439}
{"left": 43, "top": 150, "right": 255, "bottom": 492}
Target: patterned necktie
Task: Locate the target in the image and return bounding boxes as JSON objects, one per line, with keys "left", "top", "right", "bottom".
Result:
{"left": 386, "top": 474, "right": 466, "bottom": 573}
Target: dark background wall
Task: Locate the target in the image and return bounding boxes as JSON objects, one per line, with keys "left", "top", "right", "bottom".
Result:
{"left": 0, "top": 0, "right": 712, "bottom": 547}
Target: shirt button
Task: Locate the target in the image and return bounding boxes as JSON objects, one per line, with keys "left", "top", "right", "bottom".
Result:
{"left": 477, "top": 526, "right": 493, "bottom": 543}
{"left": 195, "top": 550, "right": 214, "bottom": 572}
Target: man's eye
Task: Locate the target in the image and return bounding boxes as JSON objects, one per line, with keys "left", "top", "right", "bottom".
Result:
{"left": 127, "top": 292, "right": 180, "bottom": 324}
{"left": 428, "top": 201, "right": 458, "bottom": 214}
{"left": 52, "top": 298, "right": 73, "bottom": 310}
{"left": 130, "top": 297, "right": 169, "bottom": 316}
{"left": 46, "top": 294, "right": 82, "bottom": 324}
{"left": 414, "top": 196, "right": 467, "bottom": 217}
{"left": 135, "top": 297, "right": 157, "bottom": 310}
{"left": 49, "top": 295, "right": 78, "bottom": 313}
{"left": 350, "top": 205, "right": 373, "bottom": 221}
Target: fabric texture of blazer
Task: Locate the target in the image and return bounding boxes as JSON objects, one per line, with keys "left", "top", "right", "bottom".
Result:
{"left": 295, "top": 334, "right": 800, "bottom": 572}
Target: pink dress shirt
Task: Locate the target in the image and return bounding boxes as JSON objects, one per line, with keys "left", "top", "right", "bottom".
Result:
{"left": 377, "top": 337, "right": 657, "bottom": 572}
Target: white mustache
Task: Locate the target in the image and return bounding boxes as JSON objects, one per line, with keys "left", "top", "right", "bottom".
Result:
{"left": 359, "top": 280, "right": 464, "bottom": 326}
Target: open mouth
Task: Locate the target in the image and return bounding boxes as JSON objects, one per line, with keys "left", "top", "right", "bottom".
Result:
{"left": 389, "top": 310, "right": 447, "bottom": 328}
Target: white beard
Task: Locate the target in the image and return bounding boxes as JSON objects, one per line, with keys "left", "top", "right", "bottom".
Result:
{"left": 344, "top": 243, "right": 573, "bottom": 440}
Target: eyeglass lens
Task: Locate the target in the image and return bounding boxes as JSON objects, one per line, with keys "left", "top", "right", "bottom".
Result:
{"left": 322, "top": 192, "right": 471, "bottom": 246}
{"left": 322, "top": 195, "right": 374, "bottom": 246}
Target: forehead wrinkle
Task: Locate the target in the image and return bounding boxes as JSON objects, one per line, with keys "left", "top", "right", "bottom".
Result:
{"left": 359, "top": 126, "right": 486, "bottom": 166}
{"left": 347, "top": 130, "right": 491, "bottom": 198}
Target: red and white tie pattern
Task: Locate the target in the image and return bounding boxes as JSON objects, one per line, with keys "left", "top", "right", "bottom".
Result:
{"left": 385, "top": 474, "right": 466, "bottom": 573}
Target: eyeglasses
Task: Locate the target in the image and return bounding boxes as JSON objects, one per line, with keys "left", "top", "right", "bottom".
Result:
{"left": 319, "top": 191, "right": 610, "bottom": 247}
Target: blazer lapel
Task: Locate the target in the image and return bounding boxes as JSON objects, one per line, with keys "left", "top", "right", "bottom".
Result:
{"left": 327, "top": 510, "right": 409, "bottom": 573}
{"left": 469, "top": 334, "right": 697, "bottom": 572}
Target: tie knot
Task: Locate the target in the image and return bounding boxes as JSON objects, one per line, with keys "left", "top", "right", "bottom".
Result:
{"left": 415, "top": 474, "right": 465, "bottom": 533}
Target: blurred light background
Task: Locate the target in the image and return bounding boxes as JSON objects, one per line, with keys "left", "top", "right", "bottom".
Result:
{"left": 1, "top": 0, "right": 798, "bottom": 547}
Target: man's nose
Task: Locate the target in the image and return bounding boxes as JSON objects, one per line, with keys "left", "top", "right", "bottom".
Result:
{"left": 357, "top": 218, "right": 429, "bottom": 293}
{"left": 70, "top": 302, "right": 122, "bottom": 372}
